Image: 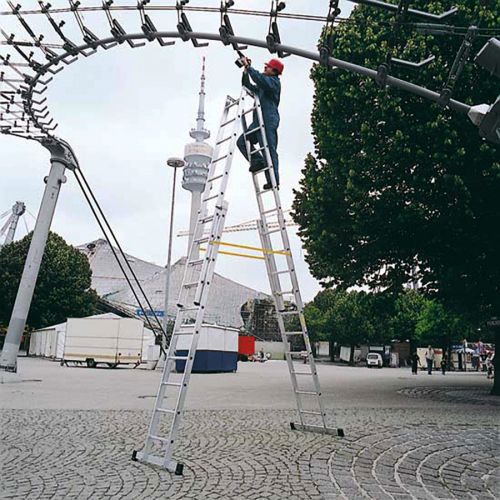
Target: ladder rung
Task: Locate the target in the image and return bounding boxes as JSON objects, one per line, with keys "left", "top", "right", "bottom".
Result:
{"left": 149, "top": 435, "right": 169, "bottom": 443}
{"left": 216, "top": 135, "right": 233, "bottom": 146}
{"left": 276, "top": 290, "right": 295, "bottom": 296}
{"left": 177, "top": 306, "right": 199, "bottom": 312}
{"left": 296, "top": 390, "right": 318, "bottom": 396}
{"left": 250, "top": 146, "right": 267, "bottom": 155}
{"left": 187, "top": 259, "right": 204, "bottom": 267}
{"left": 272, "top": 270, "right": 291, "bottom": 276}
{"left": 244, "top": 126, "right": 263, "bottom": 136}
{"left": 184, "top": 282, "right": 199, "bottom": 288}
{"left": 242, "top": 107, "right": 257, "bottom": 116}
{"left": 168, "top": 355, "right": 188, "bottom": 361}
{"left": 162, "top": 381, "right": 182, "bottom": 387}
{"left": 300, "top": 410, "right": 323, "bottom": 416}
{"left": 203, "top": 194, "right": 219, "bottom": 202}
{"left": 199, "top": 215, "right": 214, "bottom": 224}
{"left": 194, "top": 237, "right": 209, "bottom": 244}
{"left": 256, "top": 186, "right": 277, "bottom": 195}
{"left": 263, "top": 227, "right": 282, "bottom": 235}
{"left": 225, "top": 99, "right": 239, "bottom": 109}
{"left": 285, "top": 331, "right": 303, "bottom": 335}
{"left": 156, "top": 408, "right": 176, "bottom": 414}
{"left": 212, "top": 155, "right": 228, "bottom": 164}
{"left": 261, "top": 207, "right": 280, "bottom": 215}
{"left": 221, "top": 116, "right": 237, "bottom": 127}
{"left": 207, "top": 174, "right": 224, "bottom": 183}
{"left": 174, "top": 330, "right": 195, "bottom": 336}
{"left": 291, "top": 371, "right": 312, "bottom": 376}
{"left": 279, "top": 310, "right": 300, "bottom": 315}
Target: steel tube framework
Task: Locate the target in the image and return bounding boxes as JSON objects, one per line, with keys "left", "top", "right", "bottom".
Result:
{"left": 16, "top": 31, "right": 470, "bottom": 141}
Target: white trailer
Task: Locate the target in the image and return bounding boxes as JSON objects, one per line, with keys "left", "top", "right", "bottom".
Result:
{"left": 62, "top": 317, "right": 144, "bottom": 368}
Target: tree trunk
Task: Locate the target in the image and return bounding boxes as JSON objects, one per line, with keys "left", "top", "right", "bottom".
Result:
{"left": 329, "top": 338, "right": 335, "bottom": 362}
{"left": 349, "top": 345, "right": 355, "bottom": 366}
{"left": 491, "top": 329, "right": 500, "bottom": 396}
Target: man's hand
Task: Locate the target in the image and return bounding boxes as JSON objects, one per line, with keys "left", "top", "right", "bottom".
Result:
{"left": 242, "top": 57, "right": 252, "bottom": 68}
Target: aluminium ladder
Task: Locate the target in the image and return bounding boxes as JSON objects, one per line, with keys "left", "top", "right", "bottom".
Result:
{"left": 133, "top": 86, "right": 343, "bottom": 474}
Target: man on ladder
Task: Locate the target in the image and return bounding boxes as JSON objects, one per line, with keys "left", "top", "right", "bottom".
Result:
{"left": 236, "top": 56, "right": 284, "bottom": 190}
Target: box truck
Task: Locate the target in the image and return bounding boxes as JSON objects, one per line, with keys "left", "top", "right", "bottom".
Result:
{"left": 62, "top": 317, "right": 144, "bottom": 368}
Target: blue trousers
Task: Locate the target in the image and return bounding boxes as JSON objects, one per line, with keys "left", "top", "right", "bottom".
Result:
{"left": 237, "top": 120, "right": 280, "bottom": 185}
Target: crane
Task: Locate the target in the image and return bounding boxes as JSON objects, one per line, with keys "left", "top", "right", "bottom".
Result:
{"left": 177, "top": 209, "right": 298, "bottom": 237}
{"left": 0, "top": 202, "right": 27, "bottom": 247}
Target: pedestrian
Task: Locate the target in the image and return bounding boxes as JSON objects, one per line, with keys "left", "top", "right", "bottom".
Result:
{"left": 425, "top": 345, "right": 435, "bottom": 375}
{"left": 440, "top": 355, "right": 447, "bottom": 375}
{"left": 411, "top": 351, "right": 420, "bottom": 375}
{"left": 486, "top": 353, "right": 494, "bottom": 379}
{"left": 472, "top": 350, "right": 480, "bottom": 372}
{"left": 236, "top": 56, "right": 283, "bottom": 190}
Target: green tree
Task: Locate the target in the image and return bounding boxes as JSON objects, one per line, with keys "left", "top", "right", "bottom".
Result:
{"left": 293, "top": 0, "right": 500, "bottom": 314}
{"left": 309, "top": 289, "right": 381, "bottom": 364}
{"left": 390, "top": 290, "right": 429, "bottom": 348}
{"left": 0, "top": 232, "right": 98, "bottom": 329}
{"left": 293, "top": 0, "right": 500, "bottom": 391}
{"left": 415, "top": 300, "right": 474, "bottom": 351}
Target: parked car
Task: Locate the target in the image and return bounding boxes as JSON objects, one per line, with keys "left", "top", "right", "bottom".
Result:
{"left": 367, "top": 352, "right": 383, "bottom": 368}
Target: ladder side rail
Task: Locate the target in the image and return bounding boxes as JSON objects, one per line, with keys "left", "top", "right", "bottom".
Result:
{"left": 249, "top": 90, "right": 329, "bottom": 430}
{"left": 175, "top": 100, "right": 234, "bottom": 315}
{"left": 273, "top": 224, "right": 329, "bottom": 428}
{"left": 201, "top": 99, "right": 234, "bottom": 199}
{"left": 141, "top": 143, "right": 232, "bottom": 465}
{"left": 256, "top": 220, "right": 306, "bottom": 427}
{"left": 192, "top": 97, "right": 246, "bottom": 305}
{"left": 161, "top": 203, "right": 228, "bottom": 468}
{"left": 211, "top": 93, "right": 247, "bottom": 211}
{"left": 141, "top": 197, "right": 215, "bottom": 459}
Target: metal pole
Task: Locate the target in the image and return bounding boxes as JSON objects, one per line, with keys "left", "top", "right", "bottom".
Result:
{"left": 0, "top": 137, "right": 78, "bottom": 372}
{"left": 163, "top": 158, "right": 184, "bottom": 351}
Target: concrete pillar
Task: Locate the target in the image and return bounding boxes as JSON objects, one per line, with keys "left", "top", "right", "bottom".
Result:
{"left": 0, "top": 137, "right": 78, "bottom": 372}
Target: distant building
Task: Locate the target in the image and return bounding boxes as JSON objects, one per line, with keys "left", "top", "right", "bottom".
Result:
{"left": 78, "top": 239, "right": 269, "bottom": 328}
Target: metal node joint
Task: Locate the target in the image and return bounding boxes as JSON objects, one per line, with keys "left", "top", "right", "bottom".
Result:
{"left": 39, "top": 136, "right": 79, "bottom": 171}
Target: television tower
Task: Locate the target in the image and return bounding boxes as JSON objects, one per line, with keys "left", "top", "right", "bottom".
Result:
{"left": 182, "top": 57, "right": 213, "bottom": 256}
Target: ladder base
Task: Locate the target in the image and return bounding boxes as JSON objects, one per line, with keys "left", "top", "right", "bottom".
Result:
{"left": 290, "top": 422, "right": 345, "bottom": 437}
{"left": 132, "top": 450, "right": 184, "bottom": 475}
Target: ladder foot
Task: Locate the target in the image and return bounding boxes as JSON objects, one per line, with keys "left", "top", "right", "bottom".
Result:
{"left": 290, "top": 422, "right": 344, "bottom": 437}
{"left": 175, "top": 463, "right": 184, "bottom": 476}
{"left": 131, "top": 450, "right": 138, "bottom": 461}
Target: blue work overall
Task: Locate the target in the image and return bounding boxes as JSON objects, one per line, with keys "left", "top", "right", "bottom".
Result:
{"left": 236, "top": 67, "right": 281, "bottom": 185}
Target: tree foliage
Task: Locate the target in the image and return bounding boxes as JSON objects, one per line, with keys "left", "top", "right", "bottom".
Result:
{"left": 293, "top": 0, "right": 500, "bottom": 319}
{"left": 307, "top": 289, "right": 475, "bottom": 353}
{"left": 0, "top": 232, "right": 98, "bottom": 329}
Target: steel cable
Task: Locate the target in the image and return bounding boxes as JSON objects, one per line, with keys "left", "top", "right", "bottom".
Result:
{"left": 72, "top": 167, "right": 167, "bottom": 352}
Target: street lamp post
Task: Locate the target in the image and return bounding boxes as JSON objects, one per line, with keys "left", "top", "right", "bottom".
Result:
{"left": 162, "top": 157, "right": 185, "bottom": 356}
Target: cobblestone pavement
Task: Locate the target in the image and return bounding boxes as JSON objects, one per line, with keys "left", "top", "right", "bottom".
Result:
{"left": 1, "top": 408, "right": 498, "bottom": 499}
{"left": 397, "top": 385, "right": 500, "bottom": 407}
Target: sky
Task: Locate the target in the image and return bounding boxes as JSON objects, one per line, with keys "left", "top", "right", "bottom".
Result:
{"left": 0, "top": 1, "right": 354, "bottom": 301}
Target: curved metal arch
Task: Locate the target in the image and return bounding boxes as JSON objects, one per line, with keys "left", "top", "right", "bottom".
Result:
{"left": 12, "top": 29, "right": 470, "bottom": 141}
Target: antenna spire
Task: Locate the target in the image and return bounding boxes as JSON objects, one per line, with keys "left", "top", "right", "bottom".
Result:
{"left": 190, "top": 57, "right": 210, "bottom": 142}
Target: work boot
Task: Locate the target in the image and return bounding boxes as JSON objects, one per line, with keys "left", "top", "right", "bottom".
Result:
{"left": 249, "top": 160, "right": 266, "bottom": 173}
{"left": 263, "top": 182, "right": 277, "bottom": 190}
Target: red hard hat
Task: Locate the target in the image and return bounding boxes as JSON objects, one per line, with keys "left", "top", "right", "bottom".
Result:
{"left": 266, "top": 58, "right": 284, "bottom": 75}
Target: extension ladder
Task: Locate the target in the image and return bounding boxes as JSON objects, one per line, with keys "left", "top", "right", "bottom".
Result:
{"left": 133, "top": 86, "right": 343, "bottom": 474}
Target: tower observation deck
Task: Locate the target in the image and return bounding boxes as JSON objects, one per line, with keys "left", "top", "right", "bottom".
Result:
{"left": 182, "top": 58, "right": 213, "bottom": 252}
